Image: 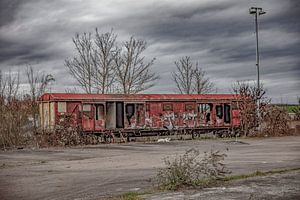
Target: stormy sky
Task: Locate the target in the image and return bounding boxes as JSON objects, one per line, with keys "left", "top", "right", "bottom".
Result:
{"left": 0, "top": 0, "right": 299, "bottom": 103}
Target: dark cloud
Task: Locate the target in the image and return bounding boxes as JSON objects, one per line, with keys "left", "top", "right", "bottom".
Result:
{"left": 0, "top": 0, "right": 22, "bottom": 26}
{"left": 0, "top": 0, "right": 299, "bottom": 103}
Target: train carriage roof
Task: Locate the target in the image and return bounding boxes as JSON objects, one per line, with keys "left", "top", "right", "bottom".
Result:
{"left": 39, "top": 93, "right": 240, "bottom": 102}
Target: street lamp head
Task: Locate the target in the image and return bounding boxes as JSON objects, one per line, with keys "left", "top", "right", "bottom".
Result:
{"left": 249, "top": 7, "right": 266, "bottom": 15}
{"left": 259, "top": 10, "right": 266, "bottom": 15}
{"left": 249, "top": 7, "right": 257, "bottom": 14}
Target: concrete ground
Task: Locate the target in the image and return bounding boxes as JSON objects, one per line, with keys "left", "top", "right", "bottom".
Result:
{"left": 0, "top": 136, "right": 299, "bottom": 200}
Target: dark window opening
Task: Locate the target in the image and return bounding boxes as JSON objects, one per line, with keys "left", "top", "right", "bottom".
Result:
{"left": 206, "top": 112, "right": 211, "bottom": 123}
{"left": 116, "top": 102, "right": 124, "bottom": 128}
{"left": 224, "top": 104, "right": 231, "bottom": 123}
{"left": 198, "top": 103, "right": 212, "bottom": 113}
{"left": 198, "top": 103, "right": 213, "bottom": 123}
{"left": 125, "top": 104, "right": 135, "bottom": 125}
{"left": 216, "top": 105, "right": 223, "bottom": 119}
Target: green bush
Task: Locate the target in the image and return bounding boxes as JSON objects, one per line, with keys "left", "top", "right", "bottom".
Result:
{"left": 156, "top": 149, "right": 230, "bottom": 190}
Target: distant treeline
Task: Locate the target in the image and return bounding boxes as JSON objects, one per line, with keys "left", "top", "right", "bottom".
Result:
{"left": 273, "top": 104, "right": 300, "bottom": 113}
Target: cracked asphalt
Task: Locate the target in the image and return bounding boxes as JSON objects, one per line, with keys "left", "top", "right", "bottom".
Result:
{"left": 0, "top": 136, "right": 299, "bottom": 200}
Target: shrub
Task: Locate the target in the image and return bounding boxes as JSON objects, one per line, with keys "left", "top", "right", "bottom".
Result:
{"left": 261, "top": 105, "right": 290, "bottom": 136}
{"left": 36, "top": 114, "right": 101, "bottom": 147}
{"left": 156, "top": 149, "right": 230, "bottom": 190}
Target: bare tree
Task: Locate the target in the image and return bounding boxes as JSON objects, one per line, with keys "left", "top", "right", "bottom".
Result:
{"left": 0, "top": 70, "right": 28, "bottom": 148}
{"left": 193, "top": 64, "right": 214, "bottom": 94}
{"left": 233, "top": 81, "right": 290, "bottom": 137}
{"left": 172, "top": 56, "right": 194, "bottom": 94}
{"left": 232, "top": 81, "right": 267, "bottom": 136}
{"left": 115, "top": 36, "right": 158, "bottom": 94}
{"left": 2, "top": 70, "right": 20, "bottom": 101}
{"left": 65, "top": 32, "right": 94, "bottom": 93}
{"left": 65, "top": 87, "right": 80, "bottom": 93}
{"left": 93, "top": 29, "right": 118, "bottom": 94}
{"left": 172, "top": 56, "right": 213, "bottom": 94}
{"left": 26, "top": 66, "right": 55, "bottom": 100}
{"left": 26, "top": 65, "right": 55, "bottom": 129}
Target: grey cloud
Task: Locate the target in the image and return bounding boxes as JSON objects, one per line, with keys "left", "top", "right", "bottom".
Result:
{"left": 0, "top": 0, "right": 299, "bottom": 103}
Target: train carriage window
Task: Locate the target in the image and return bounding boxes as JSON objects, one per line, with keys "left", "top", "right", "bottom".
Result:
{"left": 83, "top": 104, "right": 91, "bottom": 112}
{"left": 82, "top": 104, "right": 92, "bottom": 118}
{"left": 163, "top": 103, "right": 173, "bottom": 111}
{"left": 216, "top": 105, "right": 223, "bottom": 119}
{"left": 198, "top": 103, "right": 212, "bottom": 113}
{"left": 58, "top": 102, "right": 67, "bottom": 113}
{"left": 95, "top": 104, "right": 104, "bottom": 120}
{"left": 198, "top": 103, "right": 213, "bottom": 123}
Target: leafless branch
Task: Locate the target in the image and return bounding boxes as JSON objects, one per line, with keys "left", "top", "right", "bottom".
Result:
{"left": 193, "top": 64, "right": 214, "bottom": 94}
{"left": 172, "top": 56, "right": 214, "bottom": 94}
{"left": 93, "top": 29, "right": 118, "bottom": 94}
{"left": 65, "top": 32, "right": 94, "bottom": 93}
{"left": 115, "top": 36, "right": 159, "bottom": 94}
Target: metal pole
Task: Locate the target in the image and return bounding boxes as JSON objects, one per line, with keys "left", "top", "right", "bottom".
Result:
{"left": 250, "top": 7, "right": 265, "bottom": 128}
{"left": 254, "top": 10, "right": 260, "bottom": 126}
{"left": 255, "top": 11, "right": 260, "bottom": 93}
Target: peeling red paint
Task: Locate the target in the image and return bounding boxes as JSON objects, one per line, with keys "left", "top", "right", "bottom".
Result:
{"left": 39, "top": 93, "right": 241, "bottom": 133}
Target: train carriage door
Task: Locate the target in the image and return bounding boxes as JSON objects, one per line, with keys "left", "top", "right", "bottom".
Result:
{"left": 224, "top": 103, "right": 231, "bottom": 125}
{"left": 215, "top": 104, "right": 223, "bottom": 126}
{"left": 106, "top": 102, "right": 116, "bottom": 129}
{"left": 125, "top": 103, "right": 135, "bottom": 128}
{"left": 95, "top": 104, "right": 105, "bottom": 131}
{"left": 82, "top": 103, "right": 94, "bottom": 131}
{"left": 116, "top": 102, "right": 124, "bottom": 128}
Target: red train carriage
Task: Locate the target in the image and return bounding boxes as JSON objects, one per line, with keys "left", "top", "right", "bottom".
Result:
{"left": 39, "top": 93, "right": 240, "bottom": 136}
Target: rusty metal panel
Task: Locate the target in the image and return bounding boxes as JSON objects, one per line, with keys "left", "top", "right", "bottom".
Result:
{"left": 95, "top": 104, "right": 105, "bottom": 131}
{"left": 136, "top": 104, "right": 145, "bottom": 127}
{"left": 39, "top": 103, "right": 44, "bottom": 129}
{"left": 82, "top": 103, "right": 94, "bottom": 131}
{"left": 148, "top": 102, "right": 162, "bottom": 128}
{"left": 42, "top": 102, "right": 50, "bottom": 129}
{"left": 65, "top": 102, "right": 81, "bottom": 128}
{"left": 232, "top": 110, "right": 240, "bottom": 125}
{"left": 50, "top": 102, "right": 55, "bottom": 128}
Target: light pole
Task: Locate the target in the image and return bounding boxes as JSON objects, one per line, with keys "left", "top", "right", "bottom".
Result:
{"left": 249, "top": 7, "right": 266, "bottom": 126}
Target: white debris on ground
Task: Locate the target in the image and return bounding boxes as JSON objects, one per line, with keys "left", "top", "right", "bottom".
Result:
{"left": 157, "top": 138, "right": 171, "bottom": 143}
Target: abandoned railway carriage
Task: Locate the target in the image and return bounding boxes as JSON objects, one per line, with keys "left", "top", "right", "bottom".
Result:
{"left": 39, "top": 93, "right": 240, "bottom": 136}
